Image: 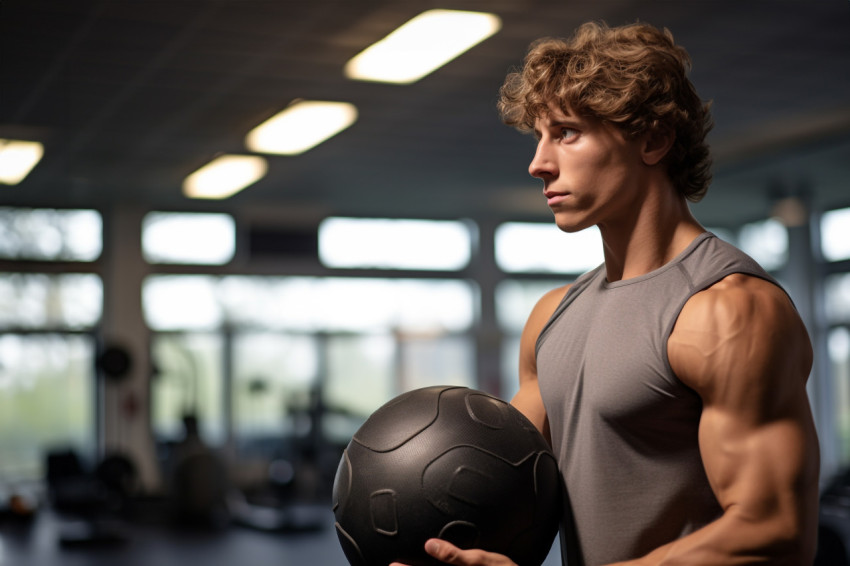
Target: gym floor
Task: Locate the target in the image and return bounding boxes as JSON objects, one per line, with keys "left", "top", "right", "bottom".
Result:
{"left": 0, "top": 508, "right": 563, "bottom": 566}
{"left": 0, "top": 507, "right": 346, "bottom": 566}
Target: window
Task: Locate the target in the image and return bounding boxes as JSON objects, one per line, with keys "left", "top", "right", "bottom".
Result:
{"left": 143, "top": 276, "right": 222, "bottom": 330}
{"left": 0, "top": 207, "right": 101, "bottom": 261}
{"left": 144, "top": 275, "right": 476, "bottom": 332}
{"left": 142, "top": 212, "right": 235, "bottom": 265}
{"left": 0, "top": 334, "right": 95, "bottom": 480}
{"left": 0, "top": 273, "right": 102, "bottom": 329}
{"left": 0, "top": 209, "right": 101, "bottom": 482}
{"left": 397, "top": 333, "right": 475, "bottom": 392}
{"left": 822, "top": 207, "right": 850, "bottom": 262}
{"left": 495, "top": 223, "right": 603, "bottom": 274}
{"left": 232, "top": 333, "right": 318, "bottom": 439}
{"left": 144, "top": 274, "right": 478, "bottom": 446}
{"left": 738, "top": 218, "right": 787, "bottom": 271}
{"left": 826, "top": 274, "right": 850, "bottom": 324}
{"left": 830, "top": 326, "right": 850, "bottom": 463}
{"left": 495, "top": 279, "right": 570, "bottom": 398}
{"left": 495, "top": 279, "right": 568, "bottom": 333}
{"left": 321, "top": 331, "right": 478, "bottom": 432}
{"left": 324, "top": 334, "right": 396, "bottom": 419}
{"left": 319, "top": 217, "right": 472, "bottom": 270}
{"left": 151, "top": 333, "right": 225, "bottom": 443}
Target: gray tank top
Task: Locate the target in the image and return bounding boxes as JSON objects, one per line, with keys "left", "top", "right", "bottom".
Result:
{"left": 536, "top": 232, "right": 780, "bottom": 565}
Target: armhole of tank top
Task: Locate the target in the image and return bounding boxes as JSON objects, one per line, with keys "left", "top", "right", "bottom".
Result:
{"left": 534, "top": 267, "right": 601, "bottom": 357}
{"left": 534, "top": 287, "right": 571, "bottom": 357}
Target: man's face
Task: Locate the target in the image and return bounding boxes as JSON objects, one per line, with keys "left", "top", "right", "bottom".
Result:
{"left": 530, "top": 102, "right": 647, "bottom": 234}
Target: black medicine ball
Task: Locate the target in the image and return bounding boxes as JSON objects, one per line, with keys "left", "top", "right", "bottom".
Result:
{"left": 332, "top": 385, "right": 561, "bottom": 566}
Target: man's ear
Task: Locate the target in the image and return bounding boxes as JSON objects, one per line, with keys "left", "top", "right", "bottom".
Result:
{"left": 641, "top": 128, "right": 674, "bottom": 166}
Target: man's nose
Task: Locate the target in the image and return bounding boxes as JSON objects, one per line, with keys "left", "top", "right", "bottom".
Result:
{"left": 528, "top": 140, "right": 556, "bottom": 178}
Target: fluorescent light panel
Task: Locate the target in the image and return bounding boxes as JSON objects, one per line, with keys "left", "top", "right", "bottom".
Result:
{"left": 183, "top": 154, "right": 267, "bottom": 200}
{"left": 245, "top": 100, "right": 358, "bottom": 155}
{"left": 0, "top": 138, "right": 44, "bottom": 184}
{"left": 344, "top": 9, "right": 502, "bottom": 84}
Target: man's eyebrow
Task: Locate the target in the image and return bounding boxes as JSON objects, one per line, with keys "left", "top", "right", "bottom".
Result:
{"left": 549, "top": 118, "right": 581, "bottom": 128}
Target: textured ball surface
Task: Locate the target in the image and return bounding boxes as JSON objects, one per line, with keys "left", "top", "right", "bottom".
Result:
{"left": 332, "top": 385, "right": 561, "bottom": 566}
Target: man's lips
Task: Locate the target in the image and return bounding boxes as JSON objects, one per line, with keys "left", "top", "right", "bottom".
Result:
{"left": 544, "top": 189, "right": 571, "bottom": 206}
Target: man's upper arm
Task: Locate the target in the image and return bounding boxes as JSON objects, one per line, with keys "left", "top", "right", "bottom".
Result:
{"left": 667, "top": 274, "right": 820, "bottom": 562}
{"left": 510, "top": 284, "right": 569, "bottom": 443}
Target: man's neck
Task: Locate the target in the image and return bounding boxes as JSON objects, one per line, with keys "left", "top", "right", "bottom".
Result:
{"left": 599, "top": 190, "right": 704, "bottom": 283}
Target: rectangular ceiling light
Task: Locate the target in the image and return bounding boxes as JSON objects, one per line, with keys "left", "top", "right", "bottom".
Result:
{"left": 183, "top": 154, "right": 267, "bottom": 200}
{"left": 245, "top": 100, "right": 358, "bottom": 155}
{"left": 0, "top": 138, "right": 44, "bottom": 184}
{"left": 344, "top": 9, "right": 501, "bottom": 84}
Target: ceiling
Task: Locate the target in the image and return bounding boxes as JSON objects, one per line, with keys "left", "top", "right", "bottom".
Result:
{"left": 2, "top": 0, "right": 850, "bottom": 230}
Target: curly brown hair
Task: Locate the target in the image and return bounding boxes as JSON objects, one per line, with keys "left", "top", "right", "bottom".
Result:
{"left": 498, "top": 21, "right": 713, "bottom": 202}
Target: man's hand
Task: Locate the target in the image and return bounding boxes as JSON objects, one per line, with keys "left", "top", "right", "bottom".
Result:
{"left": 389, "top": 539, "right": 518, "bottom": 566}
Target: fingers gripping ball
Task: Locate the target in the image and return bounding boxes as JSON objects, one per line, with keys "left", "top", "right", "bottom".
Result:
{"left": 332, "top": 385, "right": 561, "bottom": 566}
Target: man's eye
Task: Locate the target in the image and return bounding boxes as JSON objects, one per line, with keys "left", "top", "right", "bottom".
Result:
{"left": 560, "top": 127, "right": 578, "bottom": 140}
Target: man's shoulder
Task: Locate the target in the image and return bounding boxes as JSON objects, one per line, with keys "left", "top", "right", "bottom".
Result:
{"left": 687, "top": 273, "right": 789, "bottom": 319}
{"left": 678, "top": 273, "right": 799, "bottom": 346}
{"left": 528, "top": 284, "right": 571, "bottom": 327}
{"left": 670, "top": 273, "right": 811, "bottom": 394}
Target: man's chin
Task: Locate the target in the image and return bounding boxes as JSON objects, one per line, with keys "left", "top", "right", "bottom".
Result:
{"left": 553, "top": 216, "right": 593, "bottom": 234}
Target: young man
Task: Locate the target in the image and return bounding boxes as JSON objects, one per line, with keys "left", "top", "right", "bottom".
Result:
{"left": 392, "top": 21, "right": 820, "bottom": 566}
